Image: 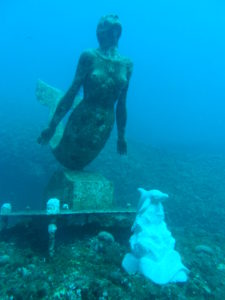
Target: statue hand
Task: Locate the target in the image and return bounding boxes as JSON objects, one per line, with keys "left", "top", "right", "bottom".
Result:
{"left": 37, "top": 127, "right": 54, "bottom": 145}
{"left": 117, "top": 137, "right": 127, "bottom": 155}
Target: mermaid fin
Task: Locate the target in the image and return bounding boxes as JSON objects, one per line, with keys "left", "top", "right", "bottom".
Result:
{"left": 36, "top": 79, "right": 82, "bottom": 149}
{"left": 36, "top": 79, "right": 64, "bottom": 149}
{"left": 36, "top": 79, "right": 63, "bottom": 119}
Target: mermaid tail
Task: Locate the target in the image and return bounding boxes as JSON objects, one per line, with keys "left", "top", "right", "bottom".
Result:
{"left": 36, "top": 79, "right": 81, "bottom": 150}
{"left": 36, "top": 79, "right": 114, "bottom": 170}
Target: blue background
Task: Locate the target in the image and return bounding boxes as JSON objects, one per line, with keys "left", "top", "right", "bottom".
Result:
{"left": 1, "top": 0, "right": 225, "bottom": 149}
{"left": 1, "top": 0, "right": 225, "bottom": 209}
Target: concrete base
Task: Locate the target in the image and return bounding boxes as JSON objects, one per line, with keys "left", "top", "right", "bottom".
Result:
{"left": 43, "top": 169, "right": 114, "bottom": 210}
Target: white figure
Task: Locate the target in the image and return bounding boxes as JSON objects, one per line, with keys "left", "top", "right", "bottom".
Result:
{"left": 122, "top": 188, "right": 189, "bottom": 285}
{"left": 0, "top": 203, "right": 12, "bottom": 230}
{"left": 62, "top": 203, "right": 69, "bottom": 210}
{"left": 46, "top": 198, "right": 60, "bottom": 215}
{"left": 48, "top": 223, "right": 57, "bottom": 257}
{"left": 1, "top": 203, "right": 12, "bottom": 215}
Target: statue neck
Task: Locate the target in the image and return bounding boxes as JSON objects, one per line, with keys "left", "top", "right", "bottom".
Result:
{"left": 97, "top": 46, "right": 119, "bottom": 60}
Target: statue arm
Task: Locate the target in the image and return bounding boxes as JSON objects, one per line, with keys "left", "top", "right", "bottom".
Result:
{"left": 38, "top": 51, "right": 92, "bottom": 145}
{"left": 49, "top": 51, "right": 91, "bottom": 131}
{"left": 116, "top": 85, "right": 128, "bottom": 140}
{"left": 116, "top": 61, "right": 133, "bottom": 154}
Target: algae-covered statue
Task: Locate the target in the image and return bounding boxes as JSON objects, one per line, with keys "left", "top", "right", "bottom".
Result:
{"left": 38, "top": 15, "right": 133, "bottom": 170}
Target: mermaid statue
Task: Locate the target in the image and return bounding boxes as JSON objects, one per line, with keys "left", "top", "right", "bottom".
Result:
{"left": 37, "top": 15, "right": 133, "bottom": 170}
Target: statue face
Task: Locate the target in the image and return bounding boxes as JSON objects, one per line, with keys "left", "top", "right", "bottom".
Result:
{"left": 97, "top": 15, "right": 122, "bottom": 49}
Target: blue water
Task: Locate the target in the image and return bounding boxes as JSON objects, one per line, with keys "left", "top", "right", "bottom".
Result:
{"left": 1, "top": 0, "right": 225, "bottom": 146}
{"left": 1, "top": 0, "right": 225, "bottom": 208}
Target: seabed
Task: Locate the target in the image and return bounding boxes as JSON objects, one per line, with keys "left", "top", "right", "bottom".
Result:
{"left": 0, "top": 208, "right": 136, "bottom": 257}
{"left": 1, "top": 208, "right": 225, "bottom": 299}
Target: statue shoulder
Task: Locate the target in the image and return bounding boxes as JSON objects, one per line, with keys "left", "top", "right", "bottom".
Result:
{"left": 78, "top": 49, "right": 96, "bottom": 66}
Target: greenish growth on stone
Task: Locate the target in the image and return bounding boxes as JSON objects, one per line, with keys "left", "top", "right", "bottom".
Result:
{"left": 44, "top": 169, "right": 114, "bottom": 210}
{"left": 37, "top": 15, "right": 132, "bottom": 170}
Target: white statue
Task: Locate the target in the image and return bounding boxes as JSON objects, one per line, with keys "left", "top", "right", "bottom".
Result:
{"left": 1, "top": 203, "right": 12, "bottom": 215}
{"left": 46, "top": 198, "right": 60, "bottom": 215}
{"left": 48, "top": 223, "right": 57, "bottom": 257}
{"left": 122, "top": 188, "right": 189, "bottom": 285}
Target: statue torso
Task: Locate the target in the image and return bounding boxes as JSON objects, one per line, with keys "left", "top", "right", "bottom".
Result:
{"left": 53, "top": 49, "right": 132, "bottom": 170}
{"left": 83, "top": 49, "right": 131, "bottom": 108}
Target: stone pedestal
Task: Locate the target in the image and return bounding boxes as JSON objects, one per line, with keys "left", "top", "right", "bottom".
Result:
{"left": 44, "top": 169, "right": 114, "bottom": 210}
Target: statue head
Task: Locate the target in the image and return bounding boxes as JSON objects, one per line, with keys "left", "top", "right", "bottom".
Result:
{"left": 97, "top": 15, "right": 122, "bottom": 50}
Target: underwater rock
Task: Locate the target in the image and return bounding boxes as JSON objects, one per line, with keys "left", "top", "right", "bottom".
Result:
{"left": 91, "top": 231, "right": 122, "bottom": 266}
{"left": 44, "top": 169, "right": 114, "bottom": 210}
{"left": 0, "top": 254, "right": 10, "bottom": 266}
{"left": 97, "top": 231, "right": 115, "bottom": 244}
{"left": 18, "top": 266, "right": 31, "bottom": 278}
{"left": 109, "top": 270, "right": 130, "bottom": 287}
{"left": 109, "top": 271, "right": 123, "bottom": 285}
{"left": 195, "top": 244, "right": 214, "bottom": 255}
{"left": 217, "top": 263, "right": 225, "bottom": 271}
{"left": 93, "top": 231, "right": 115, "bottom": 253}
{"left": 36, "top": 283, "right": 49, "bottom": 298}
